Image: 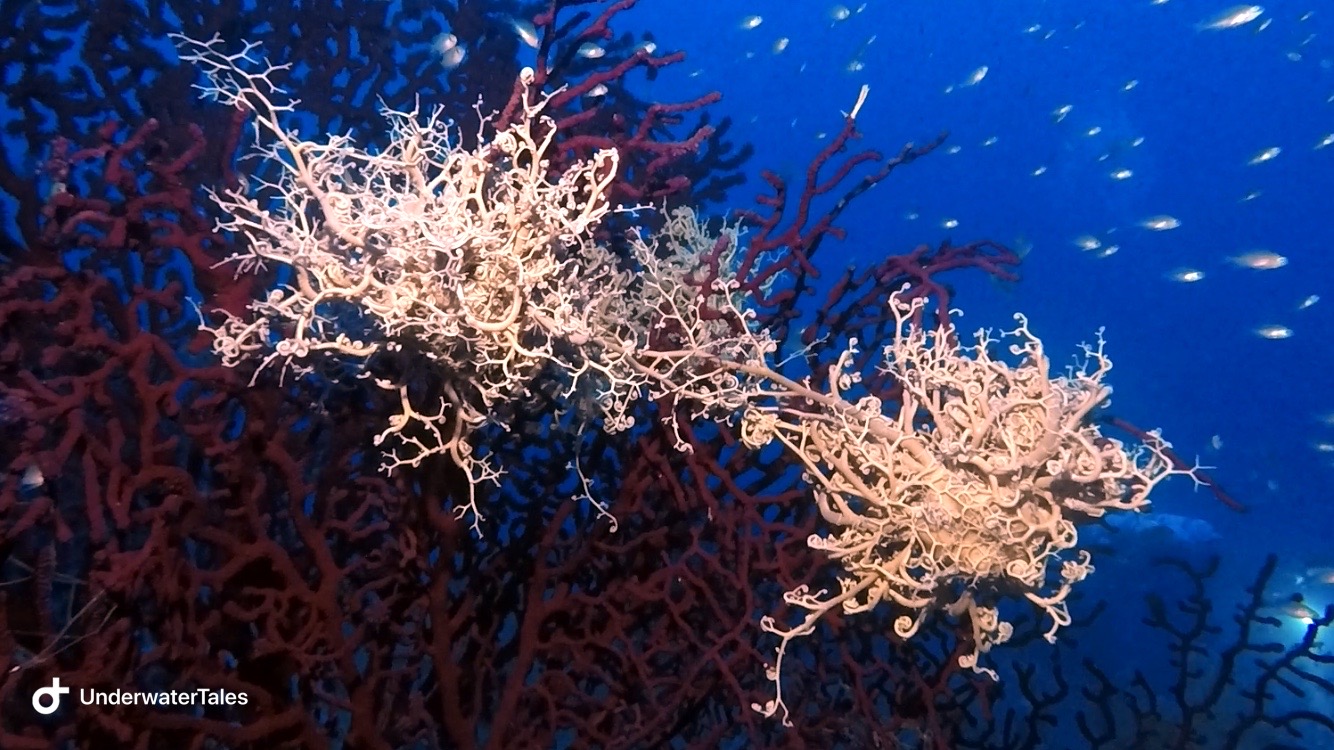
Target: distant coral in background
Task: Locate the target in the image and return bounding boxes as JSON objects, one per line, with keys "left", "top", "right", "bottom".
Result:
{"left": 1079, "top": 555, "right": 1334, "bottom": 748}
{"left": 994, "top": 554, "right": 1334, "bottom": 750}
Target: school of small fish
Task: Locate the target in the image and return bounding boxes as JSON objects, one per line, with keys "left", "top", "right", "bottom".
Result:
{"left": 728, "top": 4, "right": 1322, "bottom": 351}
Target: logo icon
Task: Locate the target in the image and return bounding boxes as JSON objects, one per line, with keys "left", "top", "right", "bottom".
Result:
{"left": 32, "top": 677, "right": 70, "bottom": 715}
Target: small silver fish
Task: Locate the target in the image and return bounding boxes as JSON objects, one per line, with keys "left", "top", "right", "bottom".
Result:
{"left": 20, "top": 464, "right": 44, "bottom": 489}
{"left": 1247, "top": 146, "right": 1281, "bottom": 165}
{"left": 1073, "top": 235, "right": 1102, "bottom": 251}
{"left": 1198, "top": 5, "right": 1264, "bottom": 31}
{"left": 963, "top": 65, "right": 989, "bottom": 86}
{"left": 1168, "top": 268, "right": 1206, "bottom": 283}
{"left": 576, "top": 42, "right": 605, "bottom": 59}
{"left": 510, "top": 19, "right": 540, "bottom": 48}
{"left": 1228, "top": 250, "right": 1287, "bottom": 270}
{"left": 1139, "top": 215, "right": 1181, "bottom": 231}
{"left": 1253, "top": 324, "right": 1293, "bottom": 340}
{"left": 1275, "top": 601, "right": 1319, "bottom": 620}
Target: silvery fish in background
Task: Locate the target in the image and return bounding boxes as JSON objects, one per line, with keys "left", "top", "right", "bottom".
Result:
{"left": 1197, "top": 5, "right": 1265, "bottom": 31}
{"left": 20, "top": 464, "right": 44, "bottom": 489}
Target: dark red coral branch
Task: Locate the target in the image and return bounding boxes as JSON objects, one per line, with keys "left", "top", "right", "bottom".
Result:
{"left": 498, "top": 0, "right": 725, "bottom": 205}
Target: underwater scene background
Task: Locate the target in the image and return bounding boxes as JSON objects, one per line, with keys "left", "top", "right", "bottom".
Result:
{"left": 0, "top": 0, "right": 1330, "bottom": 748}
